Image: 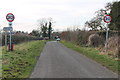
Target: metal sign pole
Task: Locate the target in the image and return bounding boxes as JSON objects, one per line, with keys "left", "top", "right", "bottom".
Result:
{"left": 5, "top": 31, "right": 7, "bottom": 50}
{"left": 104, "top": 15, "right": 112, "bottom": 52}
{"left": 10, "top": 31, "right": 11, "bottom": 51}
{"left": 106, "top": 23, "right": 109, "bottom": 52}
{"left": 9, "top": 22, "right": 12, "bottom": 51}
{"left": 6, "top": 13, "right": 14, "bottom": 51}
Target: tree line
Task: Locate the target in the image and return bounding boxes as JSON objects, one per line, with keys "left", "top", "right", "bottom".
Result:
{"left": 31, "top": 18, "right": 54, "bottom": 40}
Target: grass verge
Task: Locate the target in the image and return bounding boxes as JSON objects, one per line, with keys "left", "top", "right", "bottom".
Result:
{"left": 61, "top": 40, "right": 119, "bottom": 74}
{"left": 2, "top": 40, "right": 46, "bottom": 78}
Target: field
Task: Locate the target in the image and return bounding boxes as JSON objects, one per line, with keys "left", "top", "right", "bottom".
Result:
{"left": 2, "top": 40, "right": 46, "bottom": 78}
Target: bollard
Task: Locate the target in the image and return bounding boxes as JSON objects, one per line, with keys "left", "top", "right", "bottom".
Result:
{"left": 12, "top": 43, "right": 14, "bottom": 51}
{"left": 8, "top": 42, "right": 14, "bottom": 51}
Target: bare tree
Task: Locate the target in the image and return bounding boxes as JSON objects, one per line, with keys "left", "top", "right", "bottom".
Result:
{"left": 37, "top": 18, "right": 48, "bottom": 37}
{"left": 37, "top": 17, "right": 54, "bottom": 39}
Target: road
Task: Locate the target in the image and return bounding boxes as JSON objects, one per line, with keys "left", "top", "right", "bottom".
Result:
{"left": 30, "top": 41, "right": 118, "bottom": 78}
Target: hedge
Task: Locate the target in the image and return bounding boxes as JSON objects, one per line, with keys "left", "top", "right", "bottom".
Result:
{"left": 1, "top": 34, "right": 43, "bottom": 46}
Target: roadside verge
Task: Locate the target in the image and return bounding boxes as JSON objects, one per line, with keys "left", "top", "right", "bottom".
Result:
{"left": 60, "top": 40, "right": 119, "bottom": 74}
{"left": 2, "top": 40, "right": 46, "bottom": 78}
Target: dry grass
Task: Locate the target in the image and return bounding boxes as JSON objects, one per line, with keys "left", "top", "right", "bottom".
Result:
{"left": 2, "top": 40, "right": 46, "bottom": 78}
{"left": 106, "top": 36, "right": 119, "bottom": 58}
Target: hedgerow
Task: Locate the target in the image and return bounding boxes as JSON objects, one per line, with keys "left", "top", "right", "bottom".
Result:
{"left": 2, "top": 34, "right": 43, "bottom": 46}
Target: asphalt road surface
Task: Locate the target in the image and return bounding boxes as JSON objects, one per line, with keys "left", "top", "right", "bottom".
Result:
{"left": 30, "top": 41, "right": 118, "bottom": 78}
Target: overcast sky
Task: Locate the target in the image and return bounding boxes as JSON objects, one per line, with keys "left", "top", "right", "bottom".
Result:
{"left": 0, "top": 0, "right": 116, "bottom": 33}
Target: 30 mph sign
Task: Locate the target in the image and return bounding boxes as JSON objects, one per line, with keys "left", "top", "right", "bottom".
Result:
{"left": 104, "top": 15, "right": 112, "bottom": 23}
{"left": 6, "top": 13, "right": 15, "bottom": 22}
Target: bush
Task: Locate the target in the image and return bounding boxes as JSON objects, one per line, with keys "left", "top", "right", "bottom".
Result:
{"left": 61, "top": 30, "right": 96, "bottom": 46}
{"left": 2, "top": 34, "right": 43, "bottom": 46}
{"left": 76, "top": 31, "right": 95, "bottom": 45}
{"left": 97, "top": 31, "right": 120, "bottom": 39}
{"left": 88, "top": 34, "right": 104, "bottom": 47}
{"left": 106, "top": 36, "right": 120, "bottom": 57}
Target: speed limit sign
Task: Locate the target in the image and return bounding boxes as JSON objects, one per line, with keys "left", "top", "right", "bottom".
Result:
{"left": 6, "top": 13, "right": 15, "bottom": 22}
{"left": 104, "top": 15, "right": 112, "bottom": 23}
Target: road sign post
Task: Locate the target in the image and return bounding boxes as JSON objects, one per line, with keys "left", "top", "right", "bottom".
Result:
{"left": 3, "top": 27, "right": 13, "bottom": 31}
{"left": 106, "top": 23, "right": 109, "bottom": 51}
{"left": 6, "top": 13, "right": 15, "bottom": 51}
{"left": 6, "top": 13, "right": 15, "bottom": 22}
{"left": 3, "top": 27, "right": 13, "bottom": 51}
{"left": 104, "top": 15, "right": 112, "bottom": 52}
{"left": 9, "top": 23, "right": 12, "bottom": 51}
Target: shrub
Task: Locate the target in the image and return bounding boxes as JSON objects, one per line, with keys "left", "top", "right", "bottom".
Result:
{"left": 106, "top": 36, "right": 120, "bottom": 57}
{"left": 2, "top": 34, "right": 43, "bottom": 46}
{"left": 88, "top": 34, "right": 104, "bottom": 47}
{"left": 61, "top": 30, "right": 96, "bottom": 46}
{"left": 76, "top": 31, "right": 95, "bottom": 45}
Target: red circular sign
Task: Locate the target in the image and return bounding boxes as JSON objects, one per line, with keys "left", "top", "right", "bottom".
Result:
{"left": 6, "top": 13, "right": 15, "bottom": 22}
{"left": 104, "top": 15, "right": 112, "bottom": 23}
